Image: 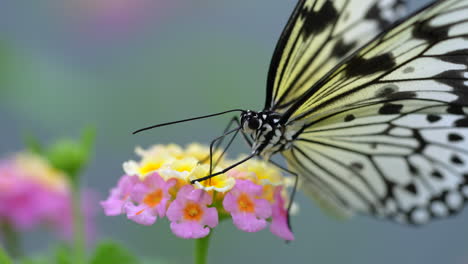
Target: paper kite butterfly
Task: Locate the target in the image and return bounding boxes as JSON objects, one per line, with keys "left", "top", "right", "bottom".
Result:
{"left": 135, "top": 0, "right": 468, "bottom": 225}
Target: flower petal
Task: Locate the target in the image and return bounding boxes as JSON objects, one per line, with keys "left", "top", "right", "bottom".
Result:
{"left": 202, "top": 207, "right": 219, "bottom": 228}
{"left": 170, "top": 221, "right": 210, "bottom": 239}
{"left": 100, "top": 198, "right": 125, "bottom": 216}
{"left": 255, "top": 199, "right": 272, "bottom": 219}
{"left": 222, "top": 192, "right": 237, "bottom": 213}
{"left": 144, "top": 173, "right": 165, "bottom": 189}
{"left": 270, "top": 188, "right": 294, "bottom": 241}
{"left": 166, "top": 199, "right": 184, "bottom": 222}
{"left": 231, "top": 212, "right": 267, "bottom": 232}
{"left": 125, "top": 203, "right": 157, "bottom": 225}
{"left": 130, "top": 182, "right": 150, "bottom": 202}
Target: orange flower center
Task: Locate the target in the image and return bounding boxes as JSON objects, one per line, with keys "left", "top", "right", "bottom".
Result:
{"left": 237, "top": 193, "right": 255, "bottom": 213}
{"left": 183, "top": 202, "right": 203, "bottom": 221}
{"left": 143, "top": 189, "right": 163, "bottom": 207}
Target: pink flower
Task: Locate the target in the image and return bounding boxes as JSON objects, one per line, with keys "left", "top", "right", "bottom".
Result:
{"left": 125, "top": 173, "right": 174, "bottom": 225}
{"left": 223, "top": 180, "right": 271, "bottom": 232}
{"left": 270, "top": 187, "right": 294, "bottom": 241}
{"left": 101, "top": 175, "right": 138, "bottom": 216}
{"left": 0, "top": 156, "right": 96, "bottom": 240}
{"left": 166, "top": 185, "right": 218, "bottom": 239}
{"left": 0, "top": 160, "right": 59, "bottom": 230}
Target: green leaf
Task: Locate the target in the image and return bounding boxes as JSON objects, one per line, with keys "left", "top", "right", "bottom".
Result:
{"left": 46, "top": 139, "right": 87, "bottom": 179}
{"left": 141, "top": 259, "right": 170, "bottom": 264}
{"left": 45, "top": 127, "right": 95, "bottom": 183}
{"left": 90, "top": 241, "right": 140, "bottom": 264}
{"left": 54, "top": 244, "right": 73, "bottom": 264}
{"left": 19, "top": 257, "right": 50, "bottom": 264}
{"left": 0, "top": 246, "right": 13, "bottom": 264}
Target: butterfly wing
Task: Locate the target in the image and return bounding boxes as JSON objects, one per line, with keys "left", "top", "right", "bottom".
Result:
{"left": 265, "top": 0, "right": 407, "bottom": 111}
{"left": 279, "top": 0, "right": 468, "bottom": 224}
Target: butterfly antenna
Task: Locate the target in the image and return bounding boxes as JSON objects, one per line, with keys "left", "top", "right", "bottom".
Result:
{"left": 132, "top": 109, "right": 245, "bottom": 134}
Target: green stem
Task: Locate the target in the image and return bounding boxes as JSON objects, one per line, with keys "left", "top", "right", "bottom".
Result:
{"left": 0, "top": 222, "right": 21, "bottom": 259}
{"left": 71, "top": 183, "right": 86, "bottom": 264}
{"left": 194, "top": 232, "right": 212, "bottom": 264}
{"left": 0, "top": 244, "right": 13, "bottom": 264}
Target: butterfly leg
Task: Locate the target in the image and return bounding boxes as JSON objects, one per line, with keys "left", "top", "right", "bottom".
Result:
{"left": 191, "top": 153, "right": 257, "bottom": 183}
{"left": 203, "top": 116, "right": 242, "bottom": 174}
{"left": 206, "top": 127, "right": 239, "bottom": 175}
{"left": 268, "top": 159, "right": 299, "bottom": 233}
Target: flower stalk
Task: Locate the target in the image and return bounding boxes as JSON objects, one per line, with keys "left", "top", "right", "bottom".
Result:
{"left": 194, "top": 231, "right": 211, "bottom": 264}
{"left": 0, "top": 222, "right": 21, "bottom": 259}
{"left": 72, "top": 182, "right": 86, "bottom": 264}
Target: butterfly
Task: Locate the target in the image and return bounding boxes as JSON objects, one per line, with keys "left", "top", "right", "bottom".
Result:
{"left": 135, "top": 0, "right": 468, "bottom": 225}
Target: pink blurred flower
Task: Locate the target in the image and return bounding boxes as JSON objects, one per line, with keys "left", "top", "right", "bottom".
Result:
{"left": 64, "top": 0, "right": 177, "bottom": 37}
{"left": 100, "top": 174, "right": 138, "bottom": 216}
{"left": 166, "top": 185, "right": 218, "bottom": 239}
{"left": 0, "top": 153, "right": 96, "bottom": 239}
{"left": 223, "top": 180, "right": 271, "bottom": 232}
{"left": 270, "top": 187, "right": 294, "bottom": 241}
{"left": 125, "top": 173, "right": 175, "bottom": 225}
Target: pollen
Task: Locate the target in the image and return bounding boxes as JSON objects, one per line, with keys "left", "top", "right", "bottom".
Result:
{"left": 237, "top": 193, "right": 255, "bottom": 213}
{"left": 143, "top": 189, "right": 163, "bottom": 207}
{"left": 183, "top": 202, "right": 204, "bottom": 221}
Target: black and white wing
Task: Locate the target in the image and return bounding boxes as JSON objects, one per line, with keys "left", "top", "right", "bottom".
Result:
{"left": 265, "top": 0, "right": 407, "bottom": 111}
{"left": 279, "top": 0, "right": 468, "bottom": 224}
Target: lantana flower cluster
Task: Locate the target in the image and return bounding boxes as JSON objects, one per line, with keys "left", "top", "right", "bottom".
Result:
{"left": 101, "top": 143, "right": 295, "bottom": 240}
{"left": 0, "top": 152, "right": 94, "bottom": 237}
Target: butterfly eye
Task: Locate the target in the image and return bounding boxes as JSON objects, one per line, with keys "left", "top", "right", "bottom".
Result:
{"left": 248, "top": 117, "right": 261, "bottom": 130}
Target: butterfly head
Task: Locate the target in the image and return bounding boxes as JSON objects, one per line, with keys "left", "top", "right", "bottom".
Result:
{"left": 240, "top": 110, "right": 262, "bottom": 134}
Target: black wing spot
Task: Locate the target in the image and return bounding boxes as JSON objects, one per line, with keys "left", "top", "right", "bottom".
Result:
{"left": 403, "top": 66, "right": 415, "bottom": 74}
{"left": 451, "top": 154, "right": 464, "bottom": 165}
{"left": 344, "top": 114, "right": 355, "bottom": 122}
{"left": 409, "top": 164, "right": 419, "bottom": 175}
{"left": 455, "top": 117, "right": 468, "bottom": 127}
{"left": 376, "top": 84, "right": 398, "bottom": 97}
{"left": 379, "top": 103, "right": 403, "bottom": 115}
{"left": 365, "top": 3, "right": 390, "bottom": 29}
{"left": 405, "top": 183, "right": 417, "bottom": 195}
{"left": 438, "top": 50, "right": 468, "bottom": 64}
{"left": 346, "top": 53, "right": 395, "bottom": 77}
{"left": 301, "top": 1, "right": 338, "bottom": 37}
{"left": 332, "top": 39, "right": 358, "bottom": 58}
{"left": 412, "top": 21, "right": 448, "bottom": 43}
{"left": 387, "top": 91, "right": 417, "bottom": 100}
{"left": 426, "top": 114, "right": 441, "bottom": 123}
{"left": 350, "top": 162, "right": 364, "bottom": 170}
{"left": 447, "top": 105, "right": 464, "bottom": 115}
{"left": 431, "top": 170, "right": 443, "bottom": 179}
{"left": 448, "top": 133, "right": 464, "bottom": 142}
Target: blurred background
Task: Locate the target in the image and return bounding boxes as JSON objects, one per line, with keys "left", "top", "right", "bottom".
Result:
{"left": 1, "top": 0, "right": 468, "bottom": 263}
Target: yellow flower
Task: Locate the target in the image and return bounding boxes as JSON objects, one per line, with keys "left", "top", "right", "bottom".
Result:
{"left": 189, "top": 164, "right": 235, "bottom": 193}
{"left": 158, "top": 157, "right": 199, "bottom": 181}
{"left": 227, "top": 156, "right": 285, "bottom": 186}
{"left": 123, "top": 144, "right": 291, "bottom": 198}
{"left": 124, "top": 144, "right": 225, "bottom": 181}
{"left": 184, "top": 143, "right": 223, "bottom": 165}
